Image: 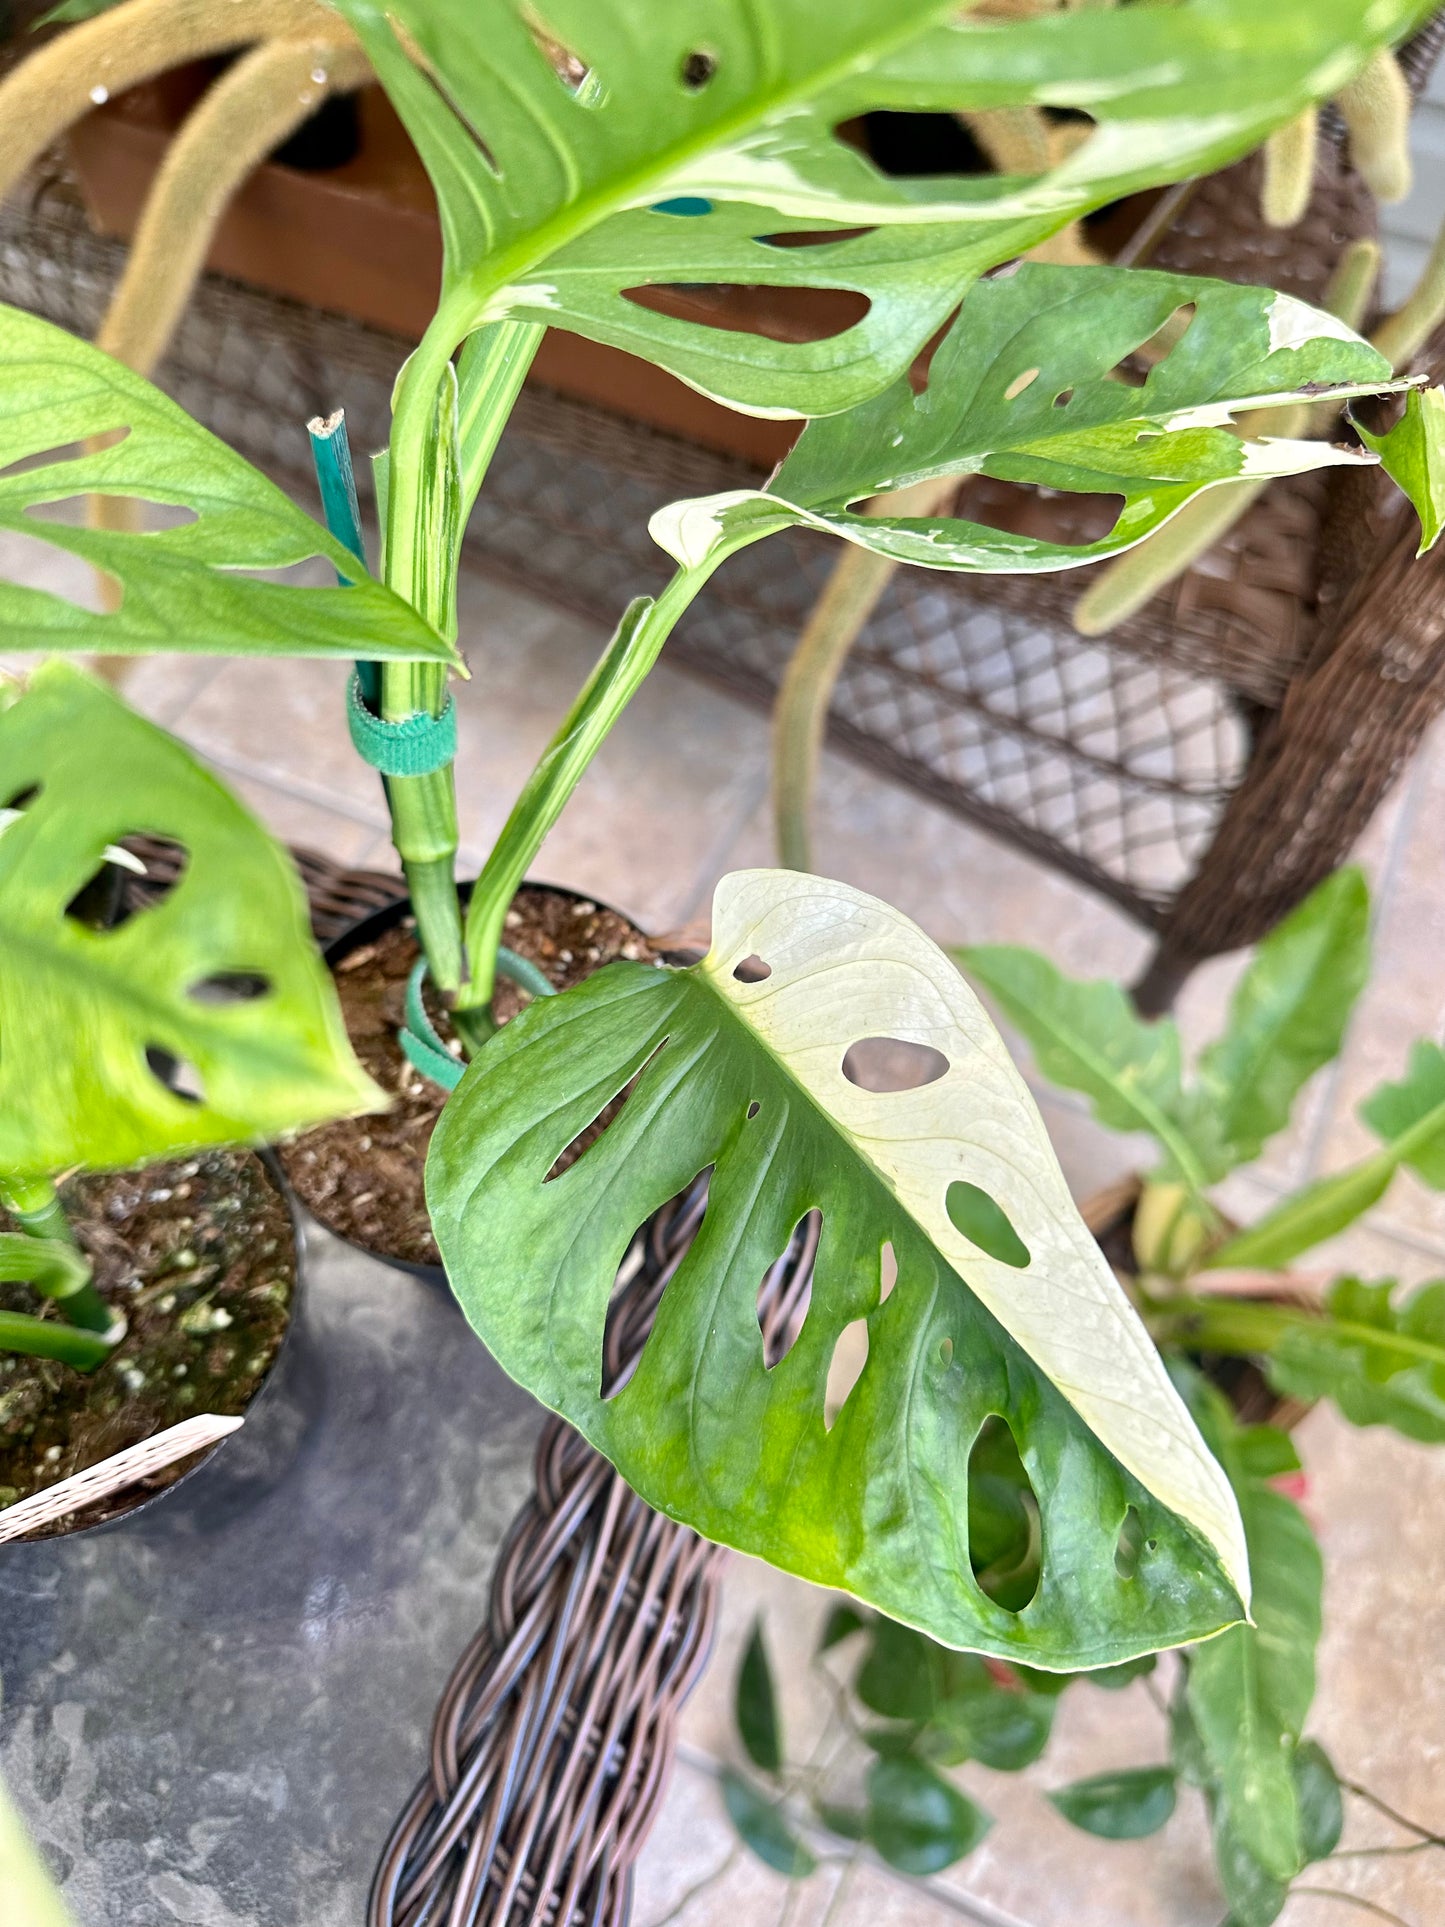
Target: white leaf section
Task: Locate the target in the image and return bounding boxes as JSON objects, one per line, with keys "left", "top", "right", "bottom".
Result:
{"left": 699, "top": 869, "right": 1250, "bottom": 1606}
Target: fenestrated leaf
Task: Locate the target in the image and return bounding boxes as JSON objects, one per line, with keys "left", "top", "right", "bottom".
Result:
{"left": 1266, "top": 1276, "right": 1445, "bottom": 1443}
{"left": 0, "top": 305, "right": 455, "bottom": 664}
{"left": 956, "top": 942, "right": 1216, "bottom": 1191}
{"left": 339, "top": 0, "right": 1424, "bottom": 420}
{"left": 720, "top": 1769, "right": 816, "bottom": 1877}
{"left": 736, "top": 1619, "right": 783, "bottom": 1774}
{"left": 1358, "top": 385, "right": 1445, "bottom": 555}
{"left": 1049, "top": 1766, "right": 1177, "bottom": 1841}
{"left": 651, "top": 267, "right": 1407, "bottom": 571}
{"left": 429, "top": 868, "right": 1248, "bottom": 1665}
{"left": 1196, "top": 869, "right": 1371, "bottom": 1171}
{"left": 0, "top": 663, "right": 381, "bottom": 1178}
{"left": 865, "top": 1755, "right": 990, "bottom": 1875}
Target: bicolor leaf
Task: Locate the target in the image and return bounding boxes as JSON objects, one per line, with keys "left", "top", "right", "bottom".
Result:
{"left": 0, "top": 305, "right": 455, "bottom": 663}
{"left": 651, "top": 266, "right": 1407, "bottom": 571}
{"left": 429, "top": 869, "right": 1248, "bottom": 1665}
{"left": 0, "top": 663, "right": 382, "bottom": 1178}
{"left": 337, "top": 0, "right": 1424, "bottom": 419}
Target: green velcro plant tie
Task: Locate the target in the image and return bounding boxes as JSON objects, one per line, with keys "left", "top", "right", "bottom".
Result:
{"left": 347, "top": 672, "right": 458, "bottom": 778}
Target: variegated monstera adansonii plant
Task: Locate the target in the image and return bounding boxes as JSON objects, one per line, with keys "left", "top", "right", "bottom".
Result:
{"left": 1, "top": 0, "right": 1443, "bottom": 1660}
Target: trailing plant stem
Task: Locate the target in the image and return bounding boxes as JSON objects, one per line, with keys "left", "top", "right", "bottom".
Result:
{"left": 0, "top": 1308, "right": 113, "bottom": 1371}
{"left": 458, "top": 558, "right": 729, "bottom": 1016}
{"left": 0, "top": 1177, "right": 111, "bottom": 1335}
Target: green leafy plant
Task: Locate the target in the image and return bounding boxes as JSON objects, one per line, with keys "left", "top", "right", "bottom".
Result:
{"left": 2, "top": 0, "right": 1443, "bottom": 1659}
{"left": 723, "top": 868, "right": 1445, "bottom": 1916}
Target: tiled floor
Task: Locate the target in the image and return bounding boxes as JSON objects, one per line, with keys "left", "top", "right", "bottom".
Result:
{"left": 12, "top": 536, "right": 1443, "bottom": 1927}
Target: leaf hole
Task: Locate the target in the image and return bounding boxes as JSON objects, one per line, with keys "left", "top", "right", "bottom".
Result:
{"left": 842, "top": 1036, "right": 949, "bottom": 1092}
{"left": 652, "top": 196, "right": 713, "bottom": 216}
{"left": 544, "top": 1038, "right": 667, "bottom": 1182}
{"left": 824, "top": 1317, "right": 868, "bottom": 1432}
{"left": 968, "top": 1416, "right": 1041, "bottom": 1613}
{"left": 65, "top": 835, "right": 187, "bottom": 929}
{"left": 733, "top": 954, "right": 771, "bottom": 983}
{"left": 187, "top": 971, "right": 271, "bottom": 1005}
{"left": 1004, "top": 366, "right": 1041, "bottom": 402}
{"left": 938, "top": 1335, "right": 954, "bottom": 1366}
{"left": 0, "top": 783, "right": 41, "bottom": 813}
{"left": 945, "top": 1182, "right": 1030, "bottom": 1268}
{"left": 146, "top": 1046, "right": 205, "bottom": 1106}
{"left": 746, "top": 1100, "right": 761, "bottom": 1120}
{"left": 1053, "top": 388, "right": 1074, "bottom": 408}
{"left": 1110, "top": 302, "right": 1197, "bottom": 387}
{"left": 600, "top": 1172, "right": 711, "bottom": 1400}
{"left": 620, "top": 283, "right": 869, "bottom": 344}
{"left": 879, "top": 1240, "right": 898, "bottom": 1304}
{"left": 680, "top": 49, "right": 717, "bottom": 91}
{"left": 758, "top": 1210, "right": 821, "bottom": 1369}
{"left": 1115, "top": 1505, "right": 1146, "bottom": 1580}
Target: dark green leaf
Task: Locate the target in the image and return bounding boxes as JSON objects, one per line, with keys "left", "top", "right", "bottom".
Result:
{"left": 1231, "top": 1426, "right": 1302, "bottom": 1482}
{"left": 1087, "top": 1653, "right": 1158, "bottom": 1692}
{"left": 1357, "top": 385, "right": 1445, "bottom": 555}
{"left": 341, "top": 0, "right": 1424, "bottom": 420}
{"left": 1197, "top": 869, "right": 1370, "bottom": 1170}
{"left": 955, "top": 943, "right": 1214, "bottom": 1189}
{"left": 429, "top": 870, "right": 1248, "bottom": 1665}
{"left": 736, "top": 1619, "right": 783, "bottom": 1774}
{"left": 1267, "top": 1277, "right": 1445, "bottom": 1443}
{"left": 654, "top": 267, "right": 1406, "bottom": 576}
{"left": 856, "top": 1617, "right": 939, "bottom": 1724}
{"left": 814, "top": 1799, "right": 867, "bottom": 1843}
{"left": 0, "top": 664, "right": 381, "bottom": 1178}
{"left": 720, "top": 1769, "right": 816, "bottom": 1878}
{"left": 865, "top": 1756, "right": 991, "bottom": 1875}
{"left": 922, "top": 1656, "right": 1055, "bottom": 1772}
{"left": 1294, "top": 1741, "right": 1344, "bottom": 1865}
{"left": 1049, "top": 1767, "right": 1177, "bottom": 1841}
{"left": 0, "top": 306, "right": 454, "bottom": 665}
{"left": 817, "top": 1604, "right": 867, "bottom": 1654}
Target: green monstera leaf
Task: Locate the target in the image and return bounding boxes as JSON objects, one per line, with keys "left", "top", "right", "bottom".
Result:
{"left": 0, "top": 304, "right": 454, "bottom": 663}
{"left": 338, "top": 0, "right": 1425, "bottom": 420}
{"left": 652, "top": 265, "right": 1413, "bottom": 574}
{"left": 0, "top": 663, "right": 381, "bottom": 1178}
{"left": 429, "top": 868, "right": 1247, "bottom": 1665}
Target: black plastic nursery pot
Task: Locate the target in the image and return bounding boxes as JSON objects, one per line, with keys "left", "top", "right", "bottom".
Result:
{"left": 0, "top": 1149, "right": 308, "bottom": 1543}
{"left": 278, "top": 880, "right": 663, "bottom": 1284}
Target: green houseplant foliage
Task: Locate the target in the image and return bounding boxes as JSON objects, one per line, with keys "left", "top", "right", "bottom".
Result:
{"left": 3, "top": 0, "right": 1443, "bottom": 1650}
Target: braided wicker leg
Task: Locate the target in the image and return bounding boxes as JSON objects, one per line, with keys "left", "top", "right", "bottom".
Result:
{"left": 368, "top": 1179, "right": 819, "bottom": 1926}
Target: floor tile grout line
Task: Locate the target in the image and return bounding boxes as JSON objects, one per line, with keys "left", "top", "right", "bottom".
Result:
{"left": 1297, "top": 741, "right": 1435, "bottom": 1186}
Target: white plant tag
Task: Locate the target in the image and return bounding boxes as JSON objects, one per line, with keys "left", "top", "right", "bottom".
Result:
{"left": 0, "top": 1413, "right": 242, "bottom": 1544}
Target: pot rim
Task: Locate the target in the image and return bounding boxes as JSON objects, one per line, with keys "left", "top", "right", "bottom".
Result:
{"left": 3, "top": 1148, "right": 305, "bottom": 1545}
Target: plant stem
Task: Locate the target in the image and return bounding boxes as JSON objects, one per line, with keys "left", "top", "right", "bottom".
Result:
{"left": 1340, "top": 1778, "right": 1445, "bottom": 1848}
{"left": 0, "top": 1178, "right": 111, "bottom": 1335}
{"left": 380, "top": 334, "right": 467, "bottom": 991}
{"left": 0, "top": 1309, "right": 113, "bottom": 1371}
{"left": 456, "top": 320, "right": 544, "bottom": 524}
{"left": 457, "top": 559, "right": 725, "bottom": 1016}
